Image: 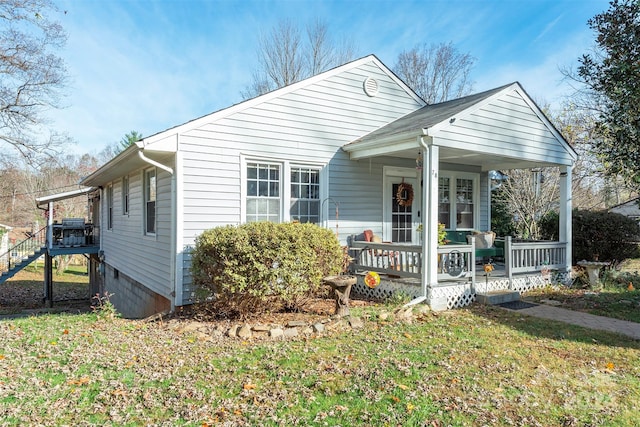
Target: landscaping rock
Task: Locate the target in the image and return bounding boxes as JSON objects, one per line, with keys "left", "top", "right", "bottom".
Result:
{"left": 348, "top": 316, "right": 364, "bottom": 329}
{"left": 283, "top": 327, "right": 299, "bottom": 338}
{"left": 237, "top": 324, "right": 252, "bottom": 339}
{"left": 269, "top": 328, "right": 284, "bottom": 339}
{"left": 301, "top": 326, "right": 314, "bottom": 335}
{"left": 251, "top": 324, "right": 271, "bottom": 332}
{"left": 312, "top": 323, "right": 325, "bottom": 333}
{"left": 286, "top": 320, "right": 307, "bottom": 327}
{"left": 226, "top": 325, "right": 239, "bottom": 337}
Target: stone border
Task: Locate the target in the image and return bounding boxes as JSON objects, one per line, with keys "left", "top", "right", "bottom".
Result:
{"left": 163, "top": 304, "right": 433, "bottom": 342}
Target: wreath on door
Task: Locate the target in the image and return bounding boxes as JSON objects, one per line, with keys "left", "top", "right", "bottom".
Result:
{"left": 396, "top": 182, "right": 414, "bottom": 207}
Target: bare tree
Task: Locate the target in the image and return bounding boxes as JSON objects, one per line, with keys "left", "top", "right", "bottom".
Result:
{"left": 394, "top": 42, "right": 475, "bottom": 103}
{"left": 242, "top": 19, "right": 356, "bottom": 99}
{"left": 497, "top": 168, "right": 560, "bottom": 240}
{"left": 0, "top": 0, "right": 69, "bottom": 163}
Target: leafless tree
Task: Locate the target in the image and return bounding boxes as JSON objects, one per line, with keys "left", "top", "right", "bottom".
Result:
{"left": 499, "top": 167, "right": 560, "bottom": 240}
{"left": 0, "top": 0, "right": 69, "bottom": 163}
{"left": 242, "top": 19, "right": 356, "bottom": 99}
{"left": 394, "top": 42, "right": 475, "bottom": 103}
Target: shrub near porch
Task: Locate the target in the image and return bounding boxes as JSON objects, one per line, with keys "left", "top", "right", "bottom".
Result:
{"left": 191, "top": 222, "right": 343, "bottom": 317}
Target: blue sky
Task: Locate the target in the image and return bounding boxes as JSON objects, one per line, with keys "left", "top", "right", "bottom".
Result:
{"left": 50, "top": 0, "right": 609, "bottom": 155}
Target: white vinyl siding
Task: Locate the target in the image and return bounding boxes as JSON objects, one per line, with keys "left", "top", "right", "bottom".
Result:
{"left": 178, "top": 59, "right": 423, "bottom": 247}
{"left": 99, "top": 157, "right": 174, "bottom": 301}
{"left": 434, "top": 90, "right": 574, "bottom": 166}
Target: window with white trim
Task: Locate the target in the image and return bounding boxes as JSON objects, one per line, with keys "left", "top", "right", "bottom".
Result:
{"left": 106, "top": 184, "right": 113, "bottom": 230}
{"left": 439, "top": 173, "right": 477, "bottom": 230}
{"left": 144, "top": 168, "right": 156, "bottom": 234}
{"left": 122, "top": 175, "right": 129, "bottom": 215}
{"left": 290, "top": 166, "right": 320, "bottom": 224}
{"left": 246, "top": 162, "right": 280, "bottom": 222}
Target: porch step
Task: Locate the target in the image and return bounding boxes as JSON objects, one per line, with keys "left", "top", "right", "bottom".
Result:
{"left": 476, "top": 290, "right": 520, "bottom": 305}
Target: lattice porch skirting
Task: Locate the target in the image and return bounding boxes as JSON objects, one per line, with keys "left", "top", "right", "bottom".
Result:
{"left": 351, "top": 271, "right": 572, "bottom": 310}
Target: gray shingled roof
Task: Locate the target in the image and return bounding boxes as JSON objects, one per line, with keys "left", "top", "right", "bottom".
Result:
{"left": 349, "top": 83, "right": 515, "bottom": 145}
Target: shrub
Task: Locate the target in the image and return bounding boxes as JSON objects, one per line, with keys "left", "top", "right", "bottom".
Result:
{"left": 572, "top": 209, "right": 640, "bottom": 263}
{"left": 542, "top": 209, "right": 640, "bottom": 263}
{"left": 190, "top": 222, "right": 343, "bottom": 317}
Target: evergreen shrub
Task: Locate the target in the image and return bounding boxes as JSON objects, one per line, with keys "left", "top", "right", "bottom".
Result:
{"left": 540, "top": 209, "right": 640, "bottom": 263}
{"left": 191, "top": 222, "right": 343, "bottom": 317}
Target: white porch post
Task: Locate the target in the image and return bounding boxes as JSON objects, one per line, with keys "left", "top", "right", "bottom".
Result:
{"left": 559, "top": 165, "right": 572, "bottom": 273}
{"left": 47, "top": 201, "right": 54, "bottom": 249}
{"left": 420, "top": 143, "right": 439, "bottom": 300}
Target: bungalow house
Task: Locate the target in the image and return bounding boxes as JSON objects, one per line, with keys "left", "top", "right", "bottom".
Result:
{"left": 24, "top": 54, "right": 575, "bottom": 318}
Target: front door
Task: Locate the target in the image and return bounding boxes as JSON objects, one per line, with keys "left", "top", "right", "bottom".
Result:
{"left": 384, "top": 169, "right": 420, "bottom": 243}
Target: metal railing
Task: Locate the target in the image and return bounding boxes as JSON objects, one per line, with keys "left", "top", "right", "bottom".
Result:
{"left": 0, "top": 226, "right": 47, "bottom": 274}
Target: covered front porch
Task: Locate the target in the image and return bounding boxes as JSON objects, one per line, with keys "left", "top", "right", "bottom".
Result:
{"left": 348, "top": 237, "right": 570, "bottom": 309}
{"left": 341, "top": 83, "right": 576, "bottom": 310}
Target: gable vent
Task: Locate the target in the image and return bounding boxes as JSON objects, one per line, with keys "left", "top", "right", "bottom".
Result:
{"left": 363, "top": 77, "right": 379, "bottom": 97}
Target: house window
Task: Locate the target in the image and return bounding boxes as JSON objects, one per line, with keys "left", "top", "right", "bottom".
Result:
{"left": 290, "top": 167, "right": 320, "bottom": 223}
{"left": 144, "top": 168, "right": 156, "bottom": 234}
{"left": 246, "top": 162, "right": 280, "bottom": 222}
{"left": 122, "top": 175, "right": 129, "bottom": 215}
{"left": 456, "top": 178, "right": 474, "bottom": 229}
{"left": 439, "top": 174, "right": 477, "bottom": 230}
{"left": 106, "top": 184, "right": 113, "bottom": 230}
{"left": 438, "top": 177, "right": 451, "bottom": 228}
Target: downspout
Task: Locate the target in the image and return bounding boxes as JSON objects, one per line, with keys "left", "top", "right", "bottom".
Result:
{"left": 404, "top": 135, "right": 431, "bottom": 307}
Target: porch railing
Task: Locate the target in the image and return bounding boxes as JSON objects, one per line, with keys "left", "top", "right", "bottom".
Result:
{"left": 504, "top": 236, "right": 567, "bottom": 279}
{"left": 349, "top": 239, "right": 476, "bottom": 284}
{"left": 349, "top": 241, "right": 422, "bottom": 278}
{"left": 350, "top": 235, "right": 567, "bottom": 286}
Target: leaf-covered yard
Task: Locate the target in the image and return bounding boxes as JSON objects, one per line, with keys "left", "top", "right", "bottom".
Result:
{"left": 1, "top": 302, "right": 639, "bottom": 426}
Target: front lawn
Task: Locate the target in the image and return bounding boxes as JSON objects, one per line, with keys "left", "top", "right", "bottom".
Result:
{"left": 525, "top": 259, "right": 640, "bottom": 323}
{"left": 1, "top": 304, "right": 638, "bottom": 426}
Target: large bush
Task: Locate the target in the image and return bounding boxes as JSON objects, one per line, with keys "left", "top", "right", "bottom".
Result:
{"left": 540, "top": 209, "right": 640, "bottom": 263}
{"left": 191, "top": 222, "right": 343, "bottom": 317}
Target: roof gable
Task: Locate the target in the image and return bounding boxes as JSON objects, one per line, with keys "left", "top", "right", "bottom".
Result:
{"left": 345, "top": 82, "right": 577, "bottom": 168}
{"left": 140, "top": 54, "right": 425, "bottom": 150}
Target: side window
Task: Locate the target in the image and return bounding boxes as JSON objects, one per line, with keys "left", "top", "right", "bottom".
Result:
{"left": 246, "top": 162, "right": 280, "bottom": 222}
{"left": 144, "top": 168, "right": 156, "bottom": 234}
{"left": 290, "top": 167, "right": 320, "bottom": 223}
{"left": 106, "top": 184, "right": 113, "bottom": 230}
{"left": 122, "top": 175, "right": 129, "bottom": 215}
